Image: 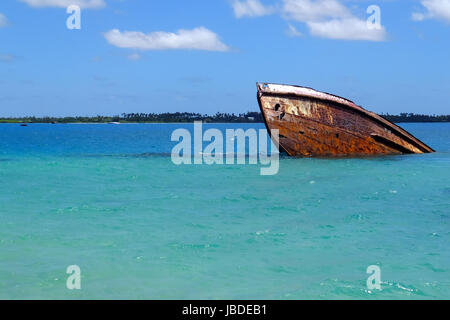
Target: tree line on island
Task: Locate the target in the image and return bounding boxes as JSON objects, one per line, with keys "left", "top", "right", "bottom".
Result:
{"left": 0, "top": 112, "right": 263, "bottom": 123}
{"left": 380, "top": 113, "right": 450, "bottom": 123}
{"left": 0, "top": 112, "right": 449, "bottom": 123}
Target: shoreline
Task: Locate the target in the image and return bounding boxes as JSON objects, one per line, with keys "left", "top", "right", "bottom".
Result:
{"left": 1, "top": 112, "right": 449, "bottom": 124}
{"left": 1, "top": 121, "right": 450, "bottom": 124}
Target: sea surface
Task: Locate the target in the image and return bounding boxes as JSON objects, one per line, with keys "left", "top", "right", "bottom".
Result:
{"left": 0, "top": 123, "right": 449, "bottom": 299}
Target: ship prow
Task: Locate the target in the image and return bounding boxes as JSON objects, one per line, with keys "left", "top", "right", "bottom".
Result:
{"left": 257, "top": 82, "right": 434, "bottom": 157}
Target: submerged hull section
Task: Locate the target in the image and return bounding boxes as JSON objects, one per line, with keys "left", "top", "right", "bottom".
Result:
{"left": 257, "top": 83, "right": 434, "bottom": 157}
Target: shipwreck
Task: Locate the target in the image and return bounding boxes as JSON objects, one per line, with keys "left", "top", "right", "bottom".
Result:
{"left": 257, "top": 83, "right": 434, "bottom": 157}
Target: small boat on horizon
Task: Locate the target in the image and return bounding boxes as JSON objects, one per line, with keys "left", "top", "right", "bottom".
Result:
{"left": 257, "top": 82, "right": 434, "bottom": 157}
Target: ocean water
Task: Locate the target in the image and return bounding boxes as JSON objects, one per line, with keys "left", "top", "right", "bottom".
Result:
{"left": 0, "top": 123, "right": 449, "bottom": 300}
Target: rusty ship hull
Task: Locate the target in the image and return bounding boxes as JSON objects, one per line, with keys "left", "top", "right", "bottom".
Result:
{"left": 257, "top": 83, "right": 434, "bottom": 157}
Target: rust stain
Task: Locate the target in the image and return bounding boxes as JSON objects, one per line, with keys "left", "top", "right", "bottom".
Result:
{"left": 257, "top": 83, "right": 434, "bottom": 157}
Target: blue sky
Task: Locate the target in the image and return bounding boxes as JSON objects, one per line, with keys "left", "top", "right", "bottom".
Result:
{"left": 0, "top": 0, "right": 449, "bottom": 117}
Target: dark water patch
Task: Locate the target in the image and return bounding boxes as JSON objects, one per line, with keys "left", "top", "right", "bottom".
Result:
{"left": 70, "top": 152, "right": 173, "bottom": 159}
{"left": 169, "top": 242, "right": 220, "bottom": 250}
{"left": 421, "top": 263, "right": 447, "bottom": 273}
{"left": 187, "top": 223, "right": 210, "bottom": 230}
{"left": 118, "top": 152, "right": 173, "bottom": 158}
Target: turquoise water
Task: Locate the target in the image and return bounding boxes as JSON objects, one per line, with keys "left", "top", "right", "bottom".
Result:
{"left": 0, "top": 123, "right": 449, "bottom": 299}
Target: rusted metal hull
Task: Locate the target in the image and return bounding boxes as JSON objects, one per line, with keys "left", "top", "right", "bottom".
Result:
{"left": 257, "top": 83, "right": 434, "bottom": 157}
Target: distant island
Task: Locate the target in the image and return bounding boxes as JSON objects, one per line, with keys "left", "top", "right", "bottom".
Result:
{"left": 0, "top": 112, "right": 263, "bottom": 124}
{"left": 380, "top": 113, "right": 450, "bottom": 123}
{"left": 0, "top": 112, "right": 449, "bottom": 124}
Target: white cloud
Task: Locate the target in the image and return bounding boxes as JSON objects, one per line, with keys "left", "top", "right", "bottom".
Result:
{"left": 0, "top": 13, "right": 7, "bottom": 27}
{"left": 230, "top": 0, "right": 387, "bottom": 41}
{"left": 284, "top": 0, "right": 387, "bottom": 41}
{"left": 412, "top": 0, "right": 450, "bottom": 22}
{"left": 307, "top": 18, "right": 387, "bottom": 41}
{"left": 104, "top": 27, "right": 230, "bottom": 52}
{"left": 282, "top": 0, "right": 351, "bottom": 22}
{"left": 232, "top": 0, "right": 274, "bottom": 18}
{"left": 18, "top": 0, "right": 106, "bottom": 9}
{"left": 286, "top": 24, "right": 302, "bottom": 37}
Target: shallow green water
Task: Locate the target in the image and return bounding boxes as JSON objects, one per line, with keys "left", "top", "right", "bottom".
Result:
{"left": 0, "top": 123, "right": 449, "bottom": 299}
